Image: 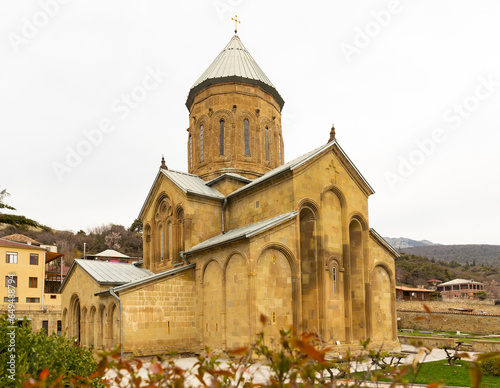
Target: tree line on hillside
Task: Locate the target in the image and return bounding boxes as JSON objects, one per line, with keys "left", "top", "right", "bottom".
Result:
{"left": 0, "top": 187, "right": 142, "bottom": 264}
{"left": 402, "top": 245, "right": 500, "bottom": 267}
{"left": 396, "top": 253, "right": 500, "bottom": 298}
{"left": 0, "top": 223, "right": 143, "bottom": 265}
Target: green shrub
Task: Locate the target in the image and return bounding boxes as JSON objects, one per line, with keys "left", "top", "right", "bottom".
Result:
{"left": 479, "top": 353, "right": 500, "bottom": 376}
{"left": 0, "top": 315, "right": 99, "bottom": 387}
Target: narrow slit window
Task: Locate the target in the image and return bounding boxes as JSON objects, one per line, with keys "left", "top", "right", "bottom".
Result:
{"left": 278, "top": 134, "right": 282, "bottom": 164}
{"left": 265, "top": 126, "right": 270, "bottom": 162}
{"left": 332, "top": 267, "right": 337, "bottom": 295}
{"left": 167, "top": 321, "right": 170, "bottom": 334}
{"left": 219, "top": 120, "right": 225, "bottom": 155}
{"left": 200, "top": 125, "right": 204, "bottom": 161}
{"left": 244, "top": 119, "right": 250, "bottom": 156}
{"left": 189, "top": 135, "right": 193, "bottom": 169}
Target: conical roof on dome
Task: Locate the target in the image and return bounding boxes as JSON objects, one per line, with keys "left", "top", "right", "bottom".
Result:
{"left": 186, "top": 35, "right": 284, "bottom": 110}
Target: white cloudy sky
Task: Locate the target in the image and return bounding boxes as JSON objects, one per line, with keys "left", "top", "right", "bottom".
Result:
{"left": 1, "top": 0, "right": 499, "bottom": 245}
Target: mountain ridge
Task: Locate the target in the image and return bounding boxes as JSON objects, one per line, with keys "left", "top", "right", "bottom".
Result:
{"left": 384, "top": 237, "right": 500, "bottom": 267}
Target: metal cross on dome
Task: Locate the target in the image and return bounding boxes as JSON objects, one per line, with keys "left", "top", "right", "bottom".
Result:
{"left": 231, "top": 15, "right": 241, "bottom": 34}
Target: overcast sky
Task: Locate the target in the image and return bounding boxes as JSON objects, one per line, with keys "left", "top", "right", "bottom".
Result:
{"left": 1, "top": 1, "right": 499, "bottom": 245}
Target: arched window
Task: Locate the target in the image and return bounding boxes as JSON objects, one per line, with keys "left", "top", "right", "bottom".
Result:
{"left": 189, "top": 135, "right": 193, "bottom": 169}
{"left": 159, "top": 225, "right": 164, "bottom": 261}
{"left": 265, "top": 126, "right": 270, "bottom": 162}
{"left": 219, "top": 119, "right": 225, "bottom": 156}
{"left": 200, "top": 125, "right": 204, "bottom": 162}
{"left": 332, "top": 267, "right": 337, "bottom": 295}
{"left": 169, "top": 223, "right": 173, "bottom": 259}
{"left": 244, "top": 119, "right": 250, "bottom": 156}
{"left": 176, "top": 208, "right": 184, "bottom": 260}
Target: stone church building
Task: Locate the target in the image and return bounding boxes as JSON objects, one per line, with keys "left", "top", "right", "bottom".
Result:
{"left": 61, "top": 34, "right": 400, "bottom": 355}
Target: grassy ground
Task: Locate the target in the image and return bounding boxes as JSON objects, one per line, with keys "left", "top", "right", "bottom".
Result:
{"left": 373, "top": 360, "right": 500, "bottom": 387}
{"left": 398, "top": 330, "right": 500, "bottom": 343}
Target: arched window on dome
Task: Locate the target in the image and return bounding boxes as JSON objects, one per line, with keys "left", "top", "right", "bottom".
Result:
{"left": 244, "top": 119, "right": 250, "bottom": 156}
{"left": 200, "top": 125, "right": 204, "bottom": 162}
{"left": 219, "top": 120, "right": 225, "bottom": 156}
{"left": 265, "top": 126, "right": 270, "bottom": 162}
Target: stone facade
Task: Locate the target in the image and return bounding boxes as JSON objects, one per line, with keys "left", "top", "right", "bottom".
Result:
{"left": 61, "top": 34, "right": 400, "bottom": 356}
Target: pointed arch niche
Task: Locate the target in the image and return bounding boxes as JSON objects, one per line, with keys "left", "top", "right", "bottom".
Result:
{"left": 370, "top": 264, "right": 397, "bottom": 342}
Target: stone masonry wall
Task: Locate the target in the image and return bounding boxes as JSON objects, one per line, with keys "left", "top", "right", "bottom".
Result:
{"left": 398, "top": 310, "right": 500, "bottom": 335}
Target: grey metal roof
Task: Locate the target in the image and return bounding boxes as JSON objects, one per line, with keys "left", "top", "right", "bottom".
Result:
{"left": 439, "top": 278, "right": 484, "bottom": 286}
{"left": 186, "top": 35, "right": 284, "bottom": 109}
{"left": 186, "top": 211, "right": 297, "bottom": 254}
{"left": 227, "top": 140, "right": 374, "bottom": 198}
{"left": 67, "top": 259, "right": 152, "bottom": 287}
{"left": 95, "top": 263, "right": 196, "bottom": 296}
{"left": 191, "top": 35, "right": 275, "bottom": 89}
{"left": 161, "top": 169, "right": 225, "bottom": 199}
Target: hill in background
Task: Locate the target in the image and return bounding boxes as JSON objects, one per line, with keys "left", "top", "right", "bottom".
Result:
{"left": 384, "top": 237, "right": 438, "bottom": 249}
{"left": 401, "top": 245, "right": 500, "bottom": 267}
{"left": 385, "top": 237, "right": 500, "bottom": 268}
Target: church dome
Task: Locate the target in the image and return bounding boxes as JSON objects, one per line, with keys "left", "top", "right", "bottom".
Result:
{"left": 186, "top": 35, "right": 285, "bottom": 181}
{"left": 186, "top": 35, "right": 284, "bottom": 110}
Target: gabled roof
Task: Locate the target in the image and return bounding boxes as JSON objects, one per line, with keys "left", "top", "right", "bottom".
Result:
{"left": 138, "top": 168, "right": 224, "bottom": 219}
{"left": 92, "top": 249, "right": 130, "bottom": 258}
{"left": 205, "top": 173, "right": 253, "bottom": 187}
{"left": 396, "top": 286, "right": 433, "bottom": 293}
{"left": 227, "top": 140, "right": 375, "bottom": 198}
{"left": 0, "top": 238, "right": 46, "bottom": 250}
{"left": 2, "top": 234, "right": 41, "bottom": 245}
{"left": 369, "top": 228, "right": 400, "bottom": 257}
{"left": 59, "top": 259, "right": 153, "bottom": 292}
{"left": 186, "top": 211, "right": 297, "bottom": 255}
{"left": 161, "top": 169, "right": 225, "bottom": 199}
{"left": 186, "top": 35, "right": 284, "bottom": 109}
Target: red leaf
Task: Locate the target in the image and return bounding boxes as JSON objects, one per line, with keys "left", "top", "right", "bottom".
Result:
{"left": 291, "top": 339, "right": 325, "bottom": 362}
{"left": 150, "top": 362, "right": 163, "bottom": 374}
{"left": 39, "top": 369, "right": 50, "bottom": 380}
